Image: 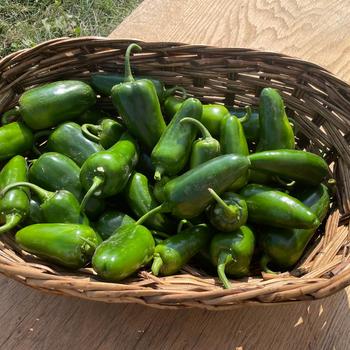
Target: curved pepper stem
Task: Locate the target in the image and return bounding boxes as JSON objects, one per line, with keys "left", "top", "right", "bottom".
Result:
{"left": 79, "top": 236, "right": 98, "bottom": 250}
{"left": 1, "top": 107, "right": 21, "bottom": 125}
{"left": 260, "top": 254, "right": 277, "bottom": 274}
{"left": 80, "top": 175, "right": 105, "bottom": 213}
{"left": 177, "top": 219, "right": 193, "bottom": 233}
{"left": 238, "top": 106, "right": 252, "bottom": 124}
{"left": 151, "top": 253, "right": 164, "bottom": 276}
{"left": 124, "top": 43, "right": 142, "bottom": 83}
{"left": 0, "top": 213, "right": 23, "bottom": 234}
{"left": 81, "top": 124, "right": 102, "bottom": 143}
{"left": 217, "top": 251, "right": 233, "bottom": 289}
{"left": 0, "top": 181, "right": 51, "bottom": 202}
{"left": 208, "top": 188, "right": 240, "bottom": 218}
{"left": 181, "top": 117, "right": 213, "bottom": 140}
{"left": 135, "top": 204, "right": 165, "bottom": 226}
{"left": 162, "top": 86, "right": 187, "bottom": 100}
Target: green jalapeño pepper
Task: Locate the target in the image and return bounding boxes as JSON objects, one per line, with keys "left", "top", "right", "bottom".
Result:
{"left": 181, "top": 117, "right": 221, "bottom": 168}
{"left": 76, "top": 107, "right": 110, "bottom": 125}
{"left": 92, "top": 210, "right": 156, "bottom": 281}
{"left": 124, "top": 172, "right": 173, "bottom": 231}
{"left": 153, "top": 176, "right": 172, "bottom": 203}
{"left": 81, "top": 119, "right": 124, "bottom": 149}
{"left": 210, "top": 226, "right": 255, "bottom": 289}
{"left": 16, "top": 223, "right": 101, "bottom": 269}
{"left": 26, "top": 196, "right": 44, "bottom": 225}
{"left": 151, "top": 224, "right": 211, "bottom": 276}
{"left": 256, "top": 88, "right": 295, "bottom": 151}
{"left": 240, "top": 184, "right": 319, "bottom": 229}
{"left": 249, "top": 150, "right": 329, "bottom": 185}
{"left": 151, "top": 98, "right": 203, "bottom": 180}
{"left": 0, "top": 122, "right": 33, "bottom": 161}
{"left": 0, "top": 182, "right": 89, "bottom": 225}
{"left": 94, "top": 210, "right": 135, "bottom": 240}
{"left": 80, "top": 133, "right": 138, "bottom": 209}
{"left": 0, "top": 156, "right": 29, "bottom": 233}
{"left": 47, "top": 122, "right": 103, "bottom": 166}
{"left": 18, "top": 80, "right": 96, "bottom": 130}
{"left": 163, "top": 95, "right": 183, "bottom": 119}
{"left": 147, "top": 154, "right": 250, "bottom": 219}
{"left": 230, "top": 108, "right": 260, "bottom": 143}
{"left": 111, "top": 44, "right": 166, "bottom": 152}
{"left": 29, "top": 152, "right": 105, "bottom": 219}
{"left": 207, "top": 189, "right": 248, "bottom": 232}
{"left": 259, "top": 184, "right": 330, "bottom": 272}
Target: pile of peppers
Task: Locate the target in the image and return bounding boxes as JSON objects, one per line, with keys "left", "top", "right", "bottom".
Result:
{"left": 0, "top": 43, "right": 331, "bottom": 289}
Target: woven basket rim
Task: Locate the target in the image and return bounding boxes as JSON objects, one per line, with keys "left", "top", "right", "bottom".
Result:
{"left": 0, "top": 36, "right": 349, "bottom": 310}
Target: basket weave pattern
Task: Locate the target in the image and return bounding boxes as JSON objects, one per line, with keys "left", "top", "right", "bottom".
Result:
{"left": 0, "top": 37, "right": 349, "bottom": 309}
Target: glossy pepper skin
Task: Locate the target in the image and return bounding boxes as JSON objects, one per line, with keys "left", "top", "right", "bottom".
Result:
{"left": 28, "top": 152, "right": 105, "bottom": 219}
{"left": 81, "top": 119, "right": 124, "bottom": 149}
{"left": 256, "top": 88, "right": 295, "bottom": 151}
{"left": 0, "top": 122, "right": 33, "bottom": 161}
{"left": 80, "top": 133, "right": 138, "bottom": 209}
{"left": 92, "top": 212, "right": 155, "bottom": 282}
{"left": 151, "top": 224, "right": 211, "bottom": 276}
{"left": 151, "top": 98, "right": 203, "bottom": 180}
{"left": 94, "top": 210, "right": 135, "bottom": 240}
{"left": 111, "top": 44, "right": 166, "bottom": 152}
{"left": 240, "top": 184, "right": 319, "bottom": 229}
{"left": 0, "top": 156, "right": 29, "bottom": 233}
{"left": 210, "top": 226, "right": 255, "bottom": 288}
{"left": 16, "top": 224, "right": 101, "bottom": 269}
{"left": 207, "top": 189, "right": 248, "bottom": 232}
{"left": 26, "top": 196, "right": 44, "bottom": 225}
{"left": 124, "top": 172, "right": 172, "bottom": 231}
{"left": 181, "top": 117, "right": 221, "bottom": 168}
{"left": 47, "top": 122, "right": 103, "bottom": 166}
{"left": 0, "top": 182, "right": 89, "bottom": 225}
{"left": 90, "top": 73, "right": 165, "bottom": 101}
{"left": 18, "top": 80, "right": 96, "bottom": 130}
{"left": 249, "top": 150, "right": 329, "bottom": 185}
{"left": 230, "top": 108, "right": 260, "bottom": 143}
{"left": 158, "top": 154, "right": 250, "bottom": 219}
{"left": 153, "top": 176, "right": 172, "bottom": 203}
{"left": 259, "top": 184, "right": 330, "bottom": 271}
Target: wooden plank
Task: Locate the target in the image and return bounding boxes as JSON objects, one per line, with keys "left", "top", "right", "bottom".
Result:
{"left": 111, "top": 0, "right": 350, "bottom": 83}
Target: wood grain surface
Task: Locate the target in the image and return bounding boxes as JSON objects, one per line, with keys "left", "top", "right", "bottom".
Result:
{"left": 1, "top": 1, "right": 350, "bottom": 349}
{"left": 111, "top": 0, "right": 350, "bottom": 83}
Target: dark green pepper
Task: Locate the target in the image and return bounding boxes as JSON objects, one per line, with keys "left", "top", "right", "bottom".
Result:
{"left": 124, "top": 172, "right": 172, "bottom": 231}
{"left": 1, "top": 107, "right": 21, "bottom": 125}
{"left": 81, "top": 119, "right": 124, "bottom": 149}
{"left": 259, "top": 184, "right": 330, "bottom": 271}
{"left": 0, "top": 122, "right": 33, "bottom": 161}
{"left": 18, "top": 80, "right": 96, "bottom": 130}
{"left": 80, "top": 133, "right": 138, "bottom": 208}
{"left": 111, "top": 44, "right": 166, "bottom": 152}
{"left": 151, "top": 98, "right": 203, "bottom": 180}
{"left": 163, "top": 95, "right": 183, "bottom": 119}
{"left": 181, "top": 117, "right": 221, "bottom": 168}
{"left": 207, "top": 189, "right": 248, "bottom": 232}
{"left": 230, "top": 108, "right": 260, "bottom": 143}
{"left": 153, "top": 176, "right": 172, "bottom": 203}
{"left": 240, "top": 184, "right": 319, "bottom": 229}
{"left": 256, "top": 88, "right": 295, "bottom": 151}
{"left": 249, "top": 150, "right": 329, "bottom": 185}
{"left": 94, "top": 210, "right": 135, "bottom": 240}
{"left": 92, "top": 211, "right": 155, "bottom": 281}
{"left": 0, "top": 156, "right": 29, "bottom": 233}
{"left": 1, "top": 182, "right": 88, "bottom": 225}
{"left": 76, "top": 107, "right": 110, "bottom": 125}
{"left": 151, "top": 224, "right": 211, "bottom": 276}
{"left": 149, "top": 154, "right": 250, "bottom": 219}
{"left": 210, "top": 226, "right": 255, "bottom": 288}
{"left": 47, "top": 122, "right": 103, "bottom": 166}
{"left": 26, "top": 196, "right": 44, "bottom": 225}
{"left": 16, "top": 223, "right": 101, "bottom": 269}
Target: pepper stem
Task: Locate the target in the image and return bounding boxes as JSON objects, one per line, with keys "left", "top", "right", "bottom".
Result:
{"left": 217, "top": 251, "right": 233, "bottom": 289}
{"left": 79, "top": 236, "right": 98, "bottom": 250}
{"left": 208, "top": 188, "right": 240, "bottom": 218}
{"left": 0, "top": 213, "right": 23, "bottom": 234}
{"left": 177, "top": 219, "right": 193, "bottom": 233}
{"left": 154, "top": 167, "right": 164, "bottom": 181}
{"left": 80, "top": 175, "right": 105, "bottom": 213}
{"left": 124, "top": 43, "right": 142, "bottom": 83}
{"left": 81, "top": 124, "right": 102, "bottom": 143}
{"left": 162, "top": 86, "right": 187, "bottom": 100}
{"left": 135, "top": 204, "right": 165, "bottom": 226}
{"left": 260, "top": 255, "right": 277, "bottom": 274}
{"left": 181, "top": 117, "right": 212, "bottom": 139}
{"left": 0, "top": 182, "right": 51, "bottom": 203}
{"left": 151, "top": 253, "right": 164, "bottom": 276}
{"left": 238, "top": 106, "right": 252, "bottom": 123}
{"left": 1, "top": 107, "right": 21, "bottom": 124}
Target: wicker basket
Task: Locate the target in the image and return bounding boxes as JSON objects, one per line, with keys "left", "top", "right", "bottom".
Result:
{"left": 0, "top": 37, "right": 349, "bottom": 310}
